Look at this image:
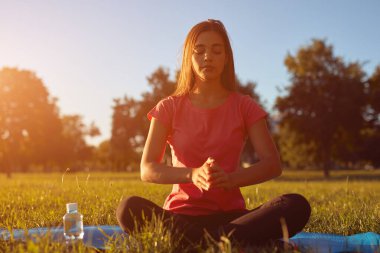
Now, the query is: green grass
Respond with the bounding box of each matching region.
[0,170,379,252]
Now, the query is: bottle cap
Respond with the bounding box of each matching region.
[66,203,78,212]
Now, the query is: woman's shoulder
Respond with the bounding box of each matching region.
[158,94,186,105]
[153,95,188,113]
[231,92,267,117]
[231,92,260,105]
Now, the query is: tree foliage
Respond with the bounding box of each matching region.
[0,67,99,174]
[277,122,317,170]
[110,67,176,170]
[60,115,100,169]
[110,97,140,170]
[368,66,380,115]
[0,68,63,174]
[360,66,380,166]
[275,39,367,176]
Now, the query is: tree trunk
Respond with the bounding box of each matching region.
[323,166,330,178]
[322,146,331,178]
[4,158,12,179]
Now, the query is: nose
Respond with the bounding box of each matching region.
[204,49,213,62]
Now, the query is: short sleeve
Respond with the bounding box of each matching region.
[241,95,268,129]
[147,97,174,128]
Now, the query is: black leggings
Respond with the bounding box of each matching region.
[116,193,311,248]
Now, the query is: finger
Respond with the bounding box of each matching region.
[198,172,211,189]
[208,174,227,186]
[207,171,224,182]
[197,178,210,190]
[206,166,222,174]
[204,169,222,182]
[210,181,229,190]
[201,167,212,180]
[196,183,207,191]
[198,172,209,186]
[209,173,231,189]
[206,157,215,166]
[205,163,223,176]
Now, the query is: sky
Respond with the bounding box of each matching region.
[1,0,379,145]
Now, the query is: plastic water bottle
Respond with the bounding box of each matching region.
[63,203,84,241]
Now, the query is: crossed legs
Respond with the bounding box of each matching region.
[116,194,311,248]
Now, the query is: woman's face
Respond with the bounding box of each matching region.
[191,31,227,82]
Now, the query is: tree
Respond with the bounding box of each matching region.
[110,67,176,170]
[110,97,140,170]
[0,67,63,175]
[360,66,380,167]
[92,140,112,170]
[59,115,100,170]
[368,66,380,116]
[136,67,177,141]
[275,39,367,177]
[277,122,317,169]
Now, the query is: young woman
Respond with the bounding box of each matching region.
[116,19,311,249]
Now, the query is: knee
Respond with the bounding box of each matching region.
[282,193,311,217]
[281,193,311,231]
[116,196,144,231]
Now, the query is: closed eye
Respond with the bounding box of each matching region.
[193,46,205,54]
[193,45,224,55]
[212,45,223,54]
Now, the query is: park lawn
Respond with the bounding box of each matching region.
[0,170,379,252]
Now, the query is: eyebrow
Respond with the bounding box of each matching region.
[194,43,223,47]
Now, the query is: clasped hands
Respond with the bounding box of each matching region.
[191,157,233,191]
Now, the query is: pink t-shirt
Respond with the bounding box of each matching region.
[148,92,267,215]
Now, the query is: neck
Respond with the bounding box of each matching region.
[192,78,226,97]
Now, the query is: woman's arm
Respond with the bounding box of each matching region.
[140,118,190,183]
[229,118,282,187]
[141,118,211,187]
[207,118,282,189]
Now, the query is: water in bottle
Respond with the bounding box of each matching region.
[63,203,84,241]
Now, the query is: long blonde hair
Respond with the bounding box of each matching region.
[173,19,237,96]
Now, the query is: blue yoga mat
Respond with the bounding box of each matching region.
[290,231,380,253]
[0,226,124,250]
[1,226,379,253]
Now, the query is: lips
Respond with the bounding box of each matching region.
[202,66,214,71]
